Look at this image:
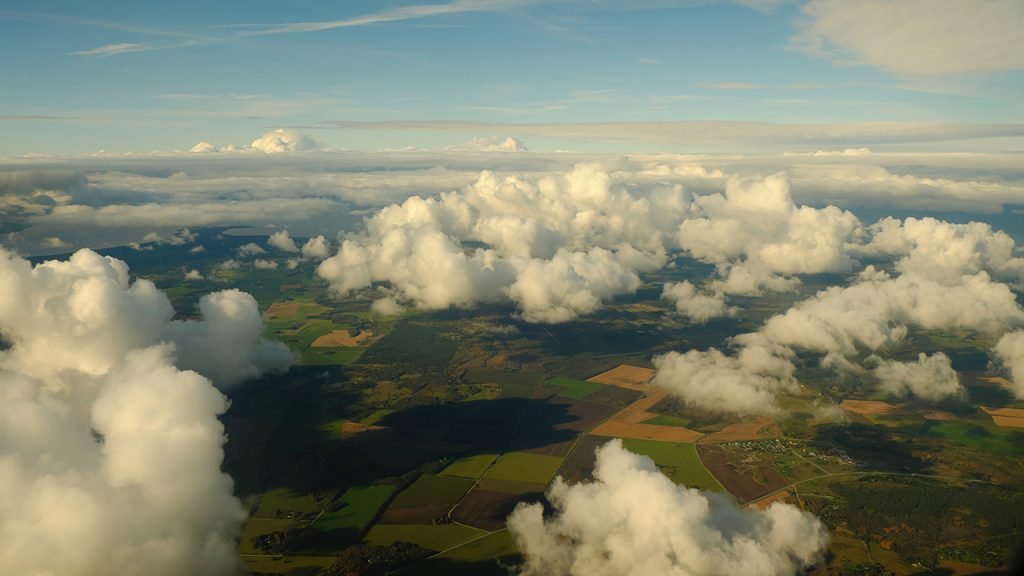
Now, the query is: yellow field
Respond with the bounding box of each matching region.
[311,329,374,347]
[586,364,655,391]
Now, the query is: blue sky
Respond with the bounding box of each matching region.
[2,0,1023,154]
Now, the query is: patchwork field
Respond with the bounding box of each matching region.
[482,452,565,484]
[592,388,704,442]
[620,438,724,491]
[312,485,395,533]
[311,329,374,347]
[390,475,475,508]
[364,523,487,551]
[697,416,779,443]
[697,444,789,503]
[452,488,544,531]
[840,399,899,415]
[439,454,499,479]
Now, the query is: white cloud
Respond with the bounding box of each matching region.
[449,136,528,152]
[301,235,331,260]
[162,290,294,388]
[865,217,1024,283]
[218,259,240,271]
[69,42,148,57]
[249,129,320,153]
[267,230,300,253]
[652,335,798,415]
[0,248,291,575]
[661,281,735,323]
[508,439,829,576]
[679,173,864,295]
[189,141,217,153]
[253,259,278,270]
[794,0,1024,77]
[236,243,266,257]
[994,331,1024,399]
[870,352,963,400]
[184,269,203,280]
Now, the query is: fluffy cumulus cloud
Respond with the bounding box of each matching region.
[870,352,962,400]
[267,230,300,253]
[301,235,331,260]
[652,335,798,415]
[0,248,292,575]
[661,281,735,323]
[654,265,1024,414]
[865,217,1024,283]
[318,164,685,322]
[760,268,1024,362]
[994,331,1024,399]
[508,439,829,576]
[678,173,863,295]
[236,242,266,257]
[163,290,294,388]
[249,129,320,153]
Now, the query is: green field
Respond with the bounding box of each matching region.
[621,439,724,491]
[439,454,499,479]
[301,347,364,365]
[431,530,517,562]
[922,420,1024,457]
[391,475,475,508]
[641,414,693,427]
[364,523,487,551]
[312,485,395,532]
[481,452,565,485]
[255,487,324,518]
[237,518,297,554]
[239,554,336,575]
[547,377,602,399]
[361,409,394,426]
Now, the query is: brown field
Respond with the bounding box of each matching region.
[749,490,791,510]
[520,438,577,457]
[266,301,302,318]
[527,397,620,433]
[311,329,374,348]
[982,406,1024,428]
[591,388,704,442]
[839,399,898,415]
[379,504,451,525]
[555,435,610,485]
[961,372,1012,388]
[841,410,872,425]
[923,411,957,421]
[591,421,704,442]
[586,364,656,391]
[697,416,779,444]
[698,444,788,503]
[475,478,547,494]
[451,488,543,531]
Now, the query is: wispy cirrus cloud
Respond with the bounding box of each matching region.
[239,0,531,36]
[66,0,534,57]
[69,42,150,57]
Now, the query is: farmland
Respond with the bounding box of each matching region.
[101,233,1024,575]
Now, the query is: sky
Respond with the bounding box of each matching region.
[2,0,1024,155]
